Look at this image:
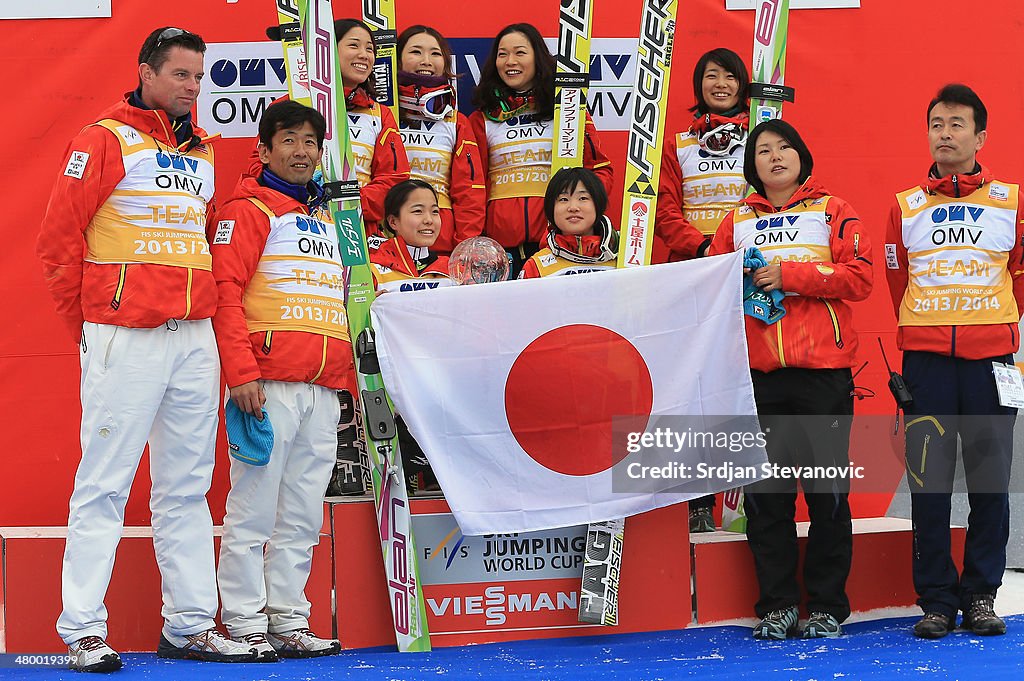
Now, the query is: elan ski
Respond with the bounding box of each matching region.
[300,0,430,652]
[577,0,678,628]
[723,0,793,534]
[748,0,793,126]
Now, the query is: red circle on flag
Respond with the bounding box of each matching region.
[504,324,654,477]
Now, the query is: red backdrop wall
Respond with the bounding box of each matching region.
[3,0,1022,526]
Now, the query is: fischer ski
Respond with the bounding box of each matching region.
[362,0,400,122]
[578,0,678,628]
[300,0,430,652]
[616,0,677,269]
[723,0,793,534]
[551,0,593,175]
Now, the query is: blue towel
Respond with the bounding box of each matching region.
[742,247,786,325]
[224,400,274,466]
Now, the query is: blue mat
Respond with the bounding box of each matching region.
[6,616,1023,680]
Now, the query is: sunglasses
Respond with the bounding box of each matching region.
[143,27,194,63]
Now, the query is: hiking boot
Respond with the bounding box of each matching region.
[802,612,842,638]
[156,628,258,662]
[962,594,1006,636]
[689,507,715,533]
[68,636,122,673]
[752,605,799,640]
[238,632,279,662]
[267,628,341,659]
[913,612,956,639]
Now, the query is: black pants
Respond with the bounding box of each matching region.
[745,368,854,621]
[902,351,1015,616]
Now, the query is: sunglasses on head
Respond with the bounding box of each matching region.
[143,27,194,63]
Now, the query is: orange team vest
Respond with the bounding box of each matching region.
[675,132,747,236]
[527,250,617,277]
[242,199,350,341]
[86,120,215,270]
[731,197,835,295]
[348,105,384,189]
[896,182,1020,326]
[484,112,552,200]
[372,264,454,293]
[400,117,456,209]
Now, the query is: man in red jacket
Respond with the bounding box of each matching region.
[885,84,1024,640]
[210,100,351,661]
[36,27,257,671]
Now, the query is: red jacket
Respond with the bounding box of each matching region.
[37,97,218,342]
[370,235,452,291]
[708,177,873,372]
[468,110,613,249]
[209,176,356,392]
[885,165,1024,359]
[400,111,486,253]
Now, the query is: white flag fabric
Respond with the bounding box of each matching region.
[371,252,766,535]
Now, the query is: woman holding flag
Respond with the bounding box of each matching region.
[707,119,873,640]
[654,48,751,532]
[469,23,614,278]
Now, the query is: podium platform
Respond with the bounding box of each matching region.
[0,501,962,652]
[689,517,967,623]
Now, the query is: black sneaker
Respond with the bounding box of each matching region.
[802,611,842,638]
[913,612,956,639]
[752,605,799,640]
[689,507,715,533]
[962,594,1006,636]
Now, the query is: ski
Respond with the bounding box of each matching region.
[748,0,793,126]
[274,0,312,106]
[551,0,593,175]
[615,0,678,269]
[362,0,400,123]
[722,0,793,534]
[300,0,431,652]
[577,0,678,628]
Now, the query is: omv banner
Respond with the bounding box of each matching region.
[197,38,638,139]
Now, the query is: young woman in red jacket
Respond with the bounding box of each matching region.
[334,19,410,245]
[708,119,873,641]
[519,167,617,279]
[395,25,485,255]
[469,23,614,277]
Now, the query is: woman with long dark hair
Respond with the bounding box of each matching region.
[469,23,614,277]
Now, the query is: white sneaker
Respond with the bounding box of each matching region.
[156,627,258,663]
[68,636,123,673]
[267,628,341,658]
[237,632,279,662]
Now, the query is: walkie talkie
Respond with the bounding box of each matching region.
[878,338,913,409]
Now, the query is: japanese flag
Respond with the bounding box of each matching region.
[372,252,764,535]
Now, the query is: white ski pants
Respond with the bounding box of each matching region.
[58,320,221,644]
[217,380,338,636]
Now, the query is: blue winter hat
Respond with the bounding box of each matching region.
[224,400,274,466]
